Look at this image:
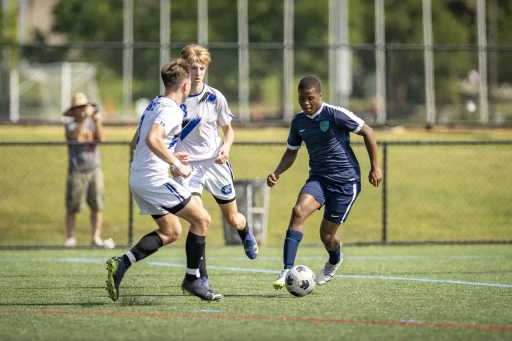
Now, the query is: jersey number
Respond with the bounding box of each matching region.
[180,103,188,118]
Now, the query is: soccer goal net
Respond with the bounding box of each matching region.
[9,62,103,122]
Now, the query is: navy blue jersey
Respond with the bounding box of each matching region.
[287,103,364,183]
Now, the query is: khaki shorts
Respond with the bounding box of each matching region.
[66,168,104,214]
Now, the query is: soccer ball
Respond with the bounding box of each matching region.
[285,265,316,297]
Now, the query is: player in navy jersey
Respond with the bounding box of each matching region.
[267,76,382,289]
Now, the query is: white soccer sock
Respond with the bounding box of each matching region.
[125,251,136,265]
[186,268,200,278]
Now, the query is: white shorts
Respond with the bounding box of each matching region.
[130,179,191,216]
[176,159,236,203]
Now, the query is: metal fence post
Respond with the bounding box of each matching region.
[381,142,388,244]
[128,146,134,246]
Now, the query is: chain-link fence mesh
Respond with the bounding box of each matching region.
[2,43,512,125]
[0,141,510,247]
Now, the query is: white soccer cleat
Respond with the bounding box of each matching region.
[64,237,76,247]
[92,237,116,249]
[273,269,289,290]
[315,253,344,285]
[103,238,116,249]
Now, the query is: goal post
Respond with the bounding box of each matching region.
[9,62,103,123]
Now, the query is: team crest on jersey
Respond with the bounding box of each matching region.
[319,120,329,132]
[221,184,233,195]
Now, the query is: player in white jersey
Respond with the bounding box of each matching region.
[173,44,259,287]
[105,59,223,302]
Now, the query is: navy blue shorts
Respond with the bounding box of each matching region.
[299,176,361,224]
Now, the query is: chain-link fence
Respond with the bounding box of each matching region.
[1,0,512,126]
[3,43,512,126]
[0,140,510,248]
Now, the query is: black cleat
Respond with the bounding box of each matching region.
[181,278,224,301]
[105,257,124,302]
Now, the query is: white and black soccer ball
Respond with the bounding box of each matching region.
[285,265,316,297]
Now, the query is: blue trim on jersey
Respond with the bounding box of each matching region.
[206,92,217,103]
[187,84,206,98]
[168,138,178,149]
[180,117,202,141]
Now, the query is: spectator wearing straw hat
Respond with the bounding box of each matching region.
[63,92,114,248]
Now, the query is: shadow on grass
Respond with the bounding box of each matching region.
[0,302,108,307]
[119,295,187,306]
[360,270,512,275]
[224,294,295,299]
[10,286,106,290]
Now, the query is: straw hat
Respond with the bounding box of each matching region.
[63,92,96,116]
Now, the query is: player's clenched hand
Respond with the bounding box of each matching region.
[267,172,279,188]
[174,152,189,165]
[175,164,192,178]
[170,167,180,177]
[368,166,382,187]
[215,146,229,164]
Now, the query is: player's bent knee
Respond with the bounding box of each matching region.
[160,226,182,244]
[191,210,211,235]
[291,205,307,221]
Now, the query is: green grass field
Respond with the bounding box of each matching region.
[0,126,511,246]
[0,126,512,245]
[0,245,511,341]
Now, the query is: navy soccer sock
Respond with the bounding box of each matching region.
[237,222,250,241]
[199,247,208,279]
[185,232,206,282]
[327,244,341,265]
[283,229,303,270]
[123,231,163,271]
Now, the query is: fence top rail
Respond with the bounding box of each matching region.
[235,140,512,146]
[0,141,130,146]
[2,41,512,51]
[1,140,511,147]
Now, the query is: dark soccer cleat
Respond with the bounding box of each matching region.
[181,277,224,301]
[105,257,124,302]
[243,232,258,260]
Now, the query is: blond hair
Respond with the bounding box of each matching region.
[160,58,191,89]
[180,44,211,66]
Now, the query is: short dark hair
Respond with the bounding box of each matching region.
[298,76,321,93]
[160,58,191,89]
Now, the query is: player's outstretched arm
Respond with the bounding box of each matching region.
[356,124,382,187]
[267,148,299,187]
[145,123,191,178]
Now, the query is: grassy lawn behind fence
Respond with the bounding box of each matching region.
[0,126,511,246]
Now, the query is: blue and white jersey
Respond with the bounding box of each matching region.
[287,102,364,184]
[174,84,234,161]
[130,96,184,187]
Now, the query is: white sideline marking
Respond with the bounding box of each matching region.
[0,255,505,262]
[2,257,512,289]
[145,262,512,289]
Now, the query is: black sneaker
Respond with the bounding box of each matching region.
[106,257,124,301]
[181,278,224,301]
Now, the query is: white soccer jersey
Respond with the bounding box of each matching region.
[130,96,184,187]
[174,84,234,161]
